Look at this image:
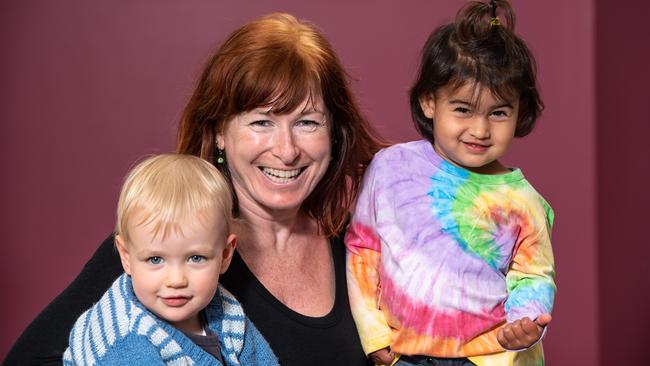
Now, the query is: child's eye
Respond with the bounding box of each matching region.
[188,255,206,263]
[490,110,510,119]
[454,107,471,114]
[147,256,163,265]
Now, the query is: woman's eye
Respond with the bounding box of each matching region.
[295,119,322,132]
[249,120,273,130]
[189,255,205,263]
[147,256,163,265]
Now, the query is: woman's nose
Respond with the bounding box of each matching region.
[272,128,300,164]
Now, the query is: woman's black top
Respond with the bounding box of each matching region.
[4,234,371,366]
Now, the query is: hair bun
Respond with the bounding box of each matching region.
[455,0,515,42]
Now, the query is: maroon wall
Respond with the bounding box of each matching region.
[1,1,598,364]
[596,0,650,364]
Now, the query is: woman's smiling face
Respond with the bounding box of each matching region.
[217,95,331,216]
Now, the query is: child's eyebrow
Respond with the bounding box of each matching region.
[491,102,515,109]
[448,99,514,109]
[135,249,163,257]
[448,99,472,105]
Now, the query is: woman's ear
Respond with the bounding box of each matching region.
[419,93,436,119]
[114,234,132,275]
[216,130,225,150]
[219,234,237,274]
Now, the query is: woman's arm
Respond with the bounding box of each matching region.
[4,235,123,366]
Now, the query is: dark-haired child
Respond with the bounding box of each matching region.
[345,1,555,365]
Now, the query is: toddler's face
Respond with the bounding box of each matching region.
[420,83,519,174]
[116,210,235,334]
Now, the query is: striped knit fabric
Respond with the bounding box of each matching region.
[345,141,555,366]
[63,274,278,365]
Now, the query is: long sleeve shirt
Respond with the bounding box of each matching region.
[345,140,555,364]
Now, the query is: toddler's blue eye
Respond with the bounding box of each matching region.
[189,255,205,263]
[147,256,163,265]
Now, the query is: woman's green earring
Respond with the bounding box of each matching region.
[216,148,225,164]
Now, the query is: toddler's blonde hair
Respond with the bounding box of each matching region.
[115,153,232,243]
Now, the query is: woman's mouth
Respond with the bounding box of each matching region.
[260,167,303,183]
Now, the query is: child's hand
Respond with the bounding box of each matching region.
[369,347,395,365]
[497,314,552,350]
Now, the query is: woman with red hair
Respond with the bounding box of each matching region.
[6,13,385,366]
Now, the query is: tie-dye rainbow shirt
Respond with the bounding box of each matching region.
[345,140,555,365]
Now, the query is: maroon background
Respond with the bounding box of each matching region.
[2,0,646,364]
[595,0,650,364]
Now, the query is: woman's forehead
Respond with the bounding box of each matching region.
[252,92,327,115]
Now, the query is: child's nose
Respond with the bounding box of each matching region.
[165,267,188,288]
[469,117,490,139]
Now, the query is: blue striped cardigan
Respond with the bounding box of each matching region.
[63,274,278,365]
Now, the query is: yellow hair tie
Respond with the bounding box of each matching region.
[490,17,500,26]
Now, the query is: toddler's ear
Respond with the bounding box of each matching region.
[219,234,237,274]
[114,234,132,275]
[419,93,436,119]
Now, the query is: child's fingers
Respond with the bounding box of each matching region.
[520,317,542,335]
[499,322,520,348]
[508,319,529,346]
[497,327,507,347]
[499,318,542,349]
[513,318,544,346]
[535,313,552,327]
[519,317,543,340]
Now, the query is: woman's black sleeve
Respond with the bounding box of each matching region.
[3,235,124,366]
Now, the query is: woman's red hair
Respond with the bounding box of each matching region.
[177,13,387,236]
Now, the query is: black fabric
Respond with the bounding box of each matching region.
[4,233,371,366]
[4,235,123,366]
[220,234,372,366]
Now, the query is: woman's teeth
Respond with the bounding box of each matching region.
[262,167,302,183]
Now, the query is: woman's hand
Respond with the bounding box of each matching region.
[497,313,552,350]
[369,346,395,365]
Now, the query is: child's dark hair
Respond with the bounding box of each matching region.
[410,0,543,143]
